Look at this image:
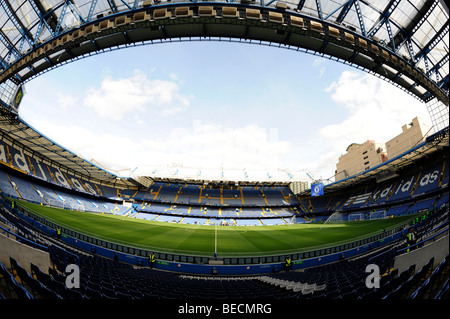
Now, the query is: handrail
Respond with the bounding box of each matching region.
[367,242,401,266]
[49,244,81,270]
[1,222,80,270]
[367,217,449,266]
[0,224,48,251]
[396,226,449,255]
[2,197,80,270]
[0,213,15,228]
[420,220,449,240]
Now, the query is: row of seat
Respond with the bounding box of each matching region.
[1,239,447,300]
[264,207,449,299]
[408,256,449,299]
[301,159,448,214]
[0,260,33,299]
[2,167,298,220]
[1,195,448,300]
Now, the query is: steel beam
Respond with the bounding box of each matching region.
[367,0,400,38]
[0,29,21,62]
[29,0,55,44]
[55,1,69,36]
[107,0,118,13]
[87,0,100,22]
[394,1,439,56]
[429,55,449,79]
[315,0,323,20]
[335,0,355,23]
[1,0,35,49]
[297,0,307,11]
[354,0,366,36]
[414,24,449,63]
[0,1,447,108]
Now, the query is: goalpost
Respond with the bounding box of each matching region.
[323,210,388,225]
[348,213,364,221]
[290,216,296,224]
[321,211,346,228]
[45,198,67,210]
[44,198,85,212]
[369,210,387,220]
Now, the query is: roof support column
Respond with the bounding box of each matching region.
[315,0,323,20]
[354,0,366,36]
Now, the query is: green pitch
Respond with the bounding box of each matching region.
[16,200,416,257]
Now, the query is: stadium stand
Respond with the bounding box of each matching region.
[0,0,448,304]
[3,130,447,229]
[0,200,448,299]
[300,156,448,220]
[0,161,302,226]
[0,132,448,300]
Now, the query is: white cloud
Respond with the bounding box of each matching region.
[312,57,327,78]
[57,93,78,109]
[323,70,431,142]
[312,57,326,67]
[21,60,433,184]
[303,70,432,181]
[82,71,191,120]
[26,119,135,172]
[139,121,292,170]
[27,118,292,175]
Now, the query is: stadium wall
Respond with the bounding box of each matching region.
[394,232,449,274]
[0,227,51,275]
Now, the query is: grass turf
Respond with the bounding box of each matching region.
[16,200,416,257]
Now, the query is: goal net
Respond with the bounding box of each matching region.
[45,198,85,212]
[321,212,346,228]
[348,213,364,221]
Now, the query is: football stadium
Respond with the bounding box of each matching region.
[0,0,449,309]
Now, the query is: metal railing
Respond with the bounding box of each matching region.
[396,225,449,255]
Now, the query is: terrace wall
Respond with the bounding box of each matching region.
[0,229,51,274]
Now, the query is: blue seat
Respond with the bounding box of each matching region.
[10,257,62,299]
[84,286,103,299]
[101,287,117,299]
[0,261,33,299]
[409,279,429,299]
[116,291,133,299]
[435,279,449,300]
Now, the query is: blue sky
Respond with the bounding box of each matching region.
[19,41,432,182]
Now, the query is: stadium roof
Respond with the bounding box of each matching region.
[0,0,447,104]
[0,112,138,188]
[0,0,448,187]
[133,165,311,186]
